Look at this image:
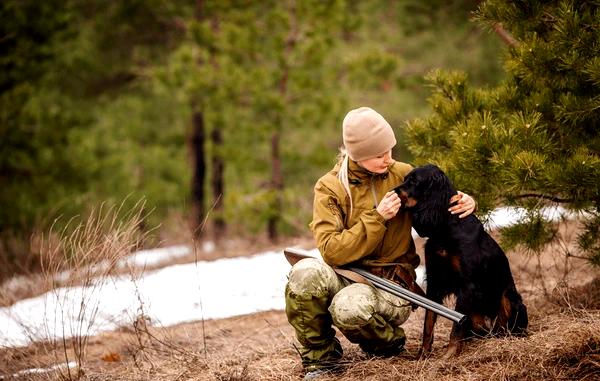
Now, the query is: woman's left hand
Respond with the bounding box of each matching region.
[449,191,477,218]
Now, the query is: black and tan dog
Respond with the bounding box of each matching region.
[396,164,528,358]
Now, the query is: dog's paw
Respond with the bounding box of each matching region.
[441,343,461,360]
[417,347,432,360]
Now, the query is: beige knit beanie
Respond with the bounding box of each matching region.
[342,107,397,161]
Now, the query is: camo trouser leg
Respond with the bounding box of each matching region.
[285,258,347,371]
[285,258,412,368]
[329,282,411,353]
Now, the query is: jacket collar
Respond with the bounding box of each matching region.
[347,158,389,183]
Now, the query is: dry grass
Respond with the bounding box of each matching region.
[339,309,600,381]
[0,201,150,380]
[1,219,599,380]
[4,294,597,381]
[93,283,600,381]
[0,202,150,308]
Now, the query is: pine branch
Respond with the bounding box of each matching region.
[513,193,573,203]
[493,23,519,47]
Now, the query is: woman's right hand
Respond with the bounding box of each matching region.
[377,191,401,220]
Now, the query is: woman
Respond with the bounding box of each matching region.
[285,107,476,380]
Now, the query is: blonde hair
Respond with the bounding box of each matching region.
[337,148,353,216]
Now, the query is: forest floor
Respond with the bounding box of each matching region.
[1,223,599,381]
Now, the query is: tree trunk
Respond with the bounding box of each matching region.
[267,3,295,242]
[211,127,226,240]
[268,131,283,242]
[191,110,206,239]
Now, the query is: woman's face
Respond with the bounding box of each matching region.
[357,150,394,174]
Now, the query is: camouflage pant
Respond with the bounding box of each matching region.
[285,258,411,370]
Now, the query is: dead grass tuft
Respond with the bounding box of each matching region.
[548,277,600,312]
[0,200,153,380]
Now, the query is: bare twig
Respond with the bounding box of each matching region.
[493,23,520,47]
[512,193,573,203]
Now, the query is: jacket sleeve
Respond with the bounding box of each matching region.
[309,180,387,267]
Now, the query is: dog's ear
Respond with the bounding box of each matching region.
[414,165,457,228]
[422,165,452,199]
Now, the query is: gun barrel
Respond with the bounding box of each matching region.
[349,267,467,325]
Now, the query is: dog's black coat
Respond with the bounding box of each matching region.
[396,164,528,356]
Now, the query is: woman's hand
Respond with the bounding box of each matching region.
[377,191,401,220]
[449,191,477,218]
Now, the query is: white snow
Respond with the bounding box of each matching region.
[0,206,576,350]
[0,249,296,348]
[117,244,191,267]
[484,205,573,230]
[0,361,77,380]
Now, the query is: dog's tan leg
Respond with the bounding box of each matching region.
[442,339,462,359]
[420,309,438,357]
[443,322,465,359]
[470,313,491,333]
[495,294,512,332]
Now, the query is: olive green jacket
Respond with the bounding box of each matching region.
[309,159,420,270]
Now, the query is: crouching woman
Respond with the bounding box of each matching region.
[284,107,476,380]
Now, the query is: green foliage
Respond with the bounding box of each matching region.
[0,0,93,231]
[347,48,402,90]
[0,0,192,272]
[1,0,507,271]
[79,90,191,227]
[156,0,352,236]
[499,212,559,253]
[407,0,600,263]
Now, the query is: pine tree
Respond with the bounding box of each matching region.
[246,0,348,242]
[160,0,350,242]
[0,0,192,273]
[406,0,600,265]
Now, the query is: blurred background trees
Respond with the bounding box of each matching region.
[13,0,583,277]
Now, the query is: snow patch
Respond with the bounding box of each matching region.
[0,361,77,379]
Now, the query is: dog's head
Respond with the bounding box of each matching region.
[395,164,455,209]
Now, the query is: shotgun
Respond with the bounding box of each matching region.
[283,247,466,325]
